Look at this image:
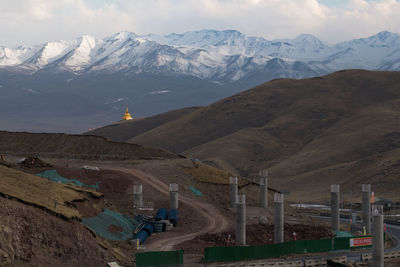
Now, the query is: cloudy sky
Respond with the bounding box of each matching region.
[1,0,400,47]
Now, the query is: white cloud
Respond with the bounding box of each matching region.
[1,0,400,46]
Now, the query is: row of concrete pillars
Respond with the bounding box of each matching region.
[133,183,179,210]
[230,172,268,209]
[330,183,383,267]
[230,173,283,246]
[330,184,372,234]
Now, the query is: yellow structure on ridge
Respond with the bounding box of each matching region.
[122,107,133,120]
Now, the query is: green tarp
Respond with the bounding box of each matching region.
[37,169,99,189]
[81,209,139,241]
[334,231,353,238]
[187,185,203,197]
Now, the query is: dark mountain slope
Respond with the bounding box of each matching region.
[86,106,199,142]
[129,70,400,152]
[118,70,400,199]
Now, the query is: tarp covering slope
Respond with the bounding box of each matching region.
[81,209,139,241]
[37,169,99,189]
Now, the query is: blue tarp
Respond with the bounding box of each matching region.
[37,169,99,189]
[81,209,139,241]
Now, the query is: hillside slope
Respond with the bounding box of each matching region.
[0,165,114,265]
[0,131,178,160]
[86,106,199,142]
[123,70,400,199]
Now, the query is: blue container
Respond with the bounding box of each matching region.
[168,209,178,227]
[136,230,149,244]
[142,223,154,236]
[155,208,168,221]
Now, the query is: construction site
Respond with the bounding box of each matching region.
[0,142,400,267]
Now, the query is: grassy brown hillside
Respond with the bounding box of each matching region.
[0,131,178,160]
[120,70,400,200]
[86,106,199,142]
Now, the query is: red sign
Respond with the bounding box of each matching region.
[350,237,372,247]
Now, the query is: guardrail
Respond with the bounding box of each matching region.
[361,250,400,262]
[205,256,347,267]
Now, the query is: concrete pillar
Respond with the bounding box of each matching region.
[274,193,284,243]
[372,205,384,267]
[259,171,268,208]
[362,184,371,234]
[236,194,246,245]
[170,183,178,210]
[133,184,143,208]
[351,213,358,232]
[331,184,340,232]
[230,177,238,208]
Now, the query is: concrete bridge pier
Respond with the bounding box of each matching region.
[230,177,238,208]
[274,193,284,243]
[331,184,340,232]
[236,194,246,245]
[362,184,371,234]
[170,183,178,210]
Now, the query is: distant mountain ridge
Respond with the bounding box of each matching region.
[1,30,400,83]
[2,30,400,133]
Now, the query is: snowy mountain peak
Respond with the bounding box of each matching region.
[374,31,398,40]
[0,30,400,82]
[294,34,324,45]
[108,31,138,41]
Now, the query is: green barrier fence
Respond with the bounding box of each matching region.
[293,238,333,254]
[334,237,350,250]
[136,250,184,267]
[204,236,371,263]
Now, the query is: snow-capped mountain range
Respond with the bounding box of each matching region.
[1,30,400,83]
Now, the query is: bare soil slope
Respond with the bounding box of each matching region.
[121,70,400,200]
[86,107,199,142]
[0,131,177,160]
[0,197,113,267]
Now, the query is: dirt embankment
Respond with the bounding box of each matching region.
[0,131,178,161]
[0,197,113,266]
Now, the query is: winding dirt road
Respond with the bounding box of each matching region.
[110,167,229,251]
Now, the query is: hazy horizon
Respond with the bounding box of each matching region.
[1,0,400,46]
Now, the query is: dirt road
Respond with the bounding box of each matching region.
[110,167,229,251]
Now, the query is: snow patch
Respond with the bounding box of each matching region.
[26,88,39,94]
[105,97,129,104]
[149,90,171,95]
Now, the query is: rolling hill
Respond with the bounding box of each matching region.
[89,70,400,200]
[86,106,200,142]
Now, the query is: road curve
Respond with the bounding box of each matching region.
[110,167,229,251]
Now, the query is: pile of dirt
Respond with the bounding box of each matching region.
[176,223,333,254]
[18,157,52,169]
